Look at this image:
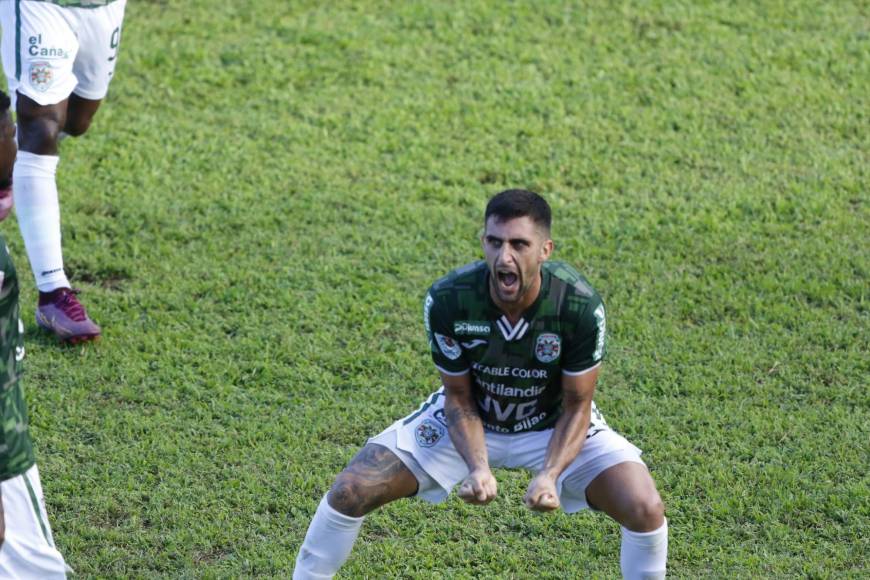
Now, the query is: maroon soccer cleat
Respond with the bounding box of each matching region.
[36,288,101,344]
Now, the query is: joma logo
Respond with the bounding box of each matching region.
[454,321,491,336]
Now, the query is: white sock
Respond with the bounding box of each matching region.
[12,151,69,292]
[293,494,364,580]
[620,518,668,580]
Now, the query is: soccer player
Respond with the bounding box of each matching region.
[0,0,127,343]
[0,90,69,577]
[294,190,668,579]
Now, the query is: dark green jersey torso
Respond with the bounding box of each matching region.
[425,261,606,433]
[0,236,35,481]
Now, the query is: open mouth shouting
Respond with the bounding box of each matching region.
[494,267,521,299]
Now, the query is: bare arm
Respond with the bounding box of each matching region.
[524,364,600,511]
[441,371,497,504]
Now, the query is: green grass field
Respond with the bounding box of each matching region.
[6,0,867,576]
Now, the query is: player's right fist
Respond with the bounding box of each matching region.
[457,468,497,505]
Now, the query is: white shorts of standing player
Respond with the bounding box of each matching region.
[0,0,127,109]
[0,464,70,579]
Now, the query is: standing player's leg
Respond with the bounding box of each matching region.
[15,94,102,342]
[294,444,419,580]
[585,462,668,580]
[17,94,103,343]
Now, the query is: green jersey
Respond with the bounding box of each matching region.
[35,0,121,7]
[0,237,35,481]
[425,260,607,434]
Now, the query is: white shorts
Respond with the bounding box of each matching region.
[0,0,126,108]
[0,464,70,579]
[370,388,645,513]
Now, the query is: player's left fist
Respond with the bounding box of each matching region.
[524,473,560,512]
[0,185,12,222]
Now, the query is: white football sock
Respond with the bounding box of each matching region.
[293,494,364,580]
[13,151,69,292]
[620,518,668,580]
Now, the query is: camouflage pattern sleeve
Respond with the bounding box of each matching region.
[561,296,606,375]
[423,288,469,375]
[0,239,35,481]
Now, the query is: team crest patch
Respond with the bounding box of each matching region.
[435,333,462,360]
[415,419,445,447]
[29,62,54,92]
[535,333,561,363]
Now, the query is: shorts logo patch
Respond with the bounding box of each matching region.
[435,333,462,360]
[534,333,561,363]
[29,62,54,92]
[415,419,445,447]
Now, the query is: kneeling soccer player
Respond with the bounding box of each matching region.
[294,189,668,579]
[0,91,69,577]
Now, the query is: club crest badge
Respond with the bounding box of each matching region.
[415,419,445,448]
[434,333,462,360]
[29,62,54,92]
[535,333,561,363]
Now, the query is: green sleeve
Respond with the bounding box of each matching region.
[561,297,606,374]
[424,289,469,375]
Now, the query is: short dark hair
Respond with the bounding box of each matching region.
[0,91,9,114]
[484,189,552,234]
